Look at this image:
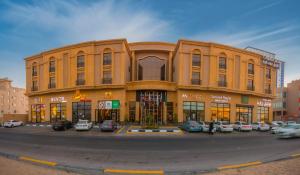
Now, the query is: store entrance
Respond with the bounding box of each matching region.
[72,101,91,123]
[95,109,120,123]
[31,104,46,123]
[137,90,166,125]
[236,105,253,124]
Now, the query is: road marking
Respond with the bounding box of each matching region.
[19,156,57,166]
[291,153,300,157]
[217,161,262,170]
[104,169,164,174]
[116,126,126,134]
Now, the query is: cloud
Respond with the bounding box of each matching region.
[1,0,171,45]
[241,0,282,17]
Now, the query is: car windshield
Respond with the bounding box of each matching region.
[189,121,200,127]
[78,120,87,124]
[282,125,298,129]
[221,121,229,125]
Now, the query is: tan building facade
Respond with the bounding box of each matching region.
[25,39,277,124]
[0,78,28,122]
[272,87,287,121]
[286,80,300,121]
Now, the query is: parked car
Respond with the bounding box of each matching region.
[3,120,23,128]
[181,121,202,132]
[252,122,270,131]
[233,121,252,131]
[286,121,297,125]
[52,120,73,131]
[271,121,285,134]
[215,121,233,132]
[198,121,216,132]
[276,124,300,138]
[75,119,93,131]
[100,120,117,132]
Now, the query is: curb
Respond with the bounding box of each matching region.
[128,129,182,133]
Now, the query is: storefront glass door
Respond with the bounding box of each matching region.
[236,105,253,124]
[50,103,66,122]
[183,101,205,122]
[72,101,91,123]
[31,104,46,123]
[211,103,230,122]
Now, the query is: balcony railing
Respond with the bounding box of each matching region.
[192,61,201,67]
[49,67,55,73]
[219,64,226,69]
[32,72,38,77]
[191,79,201,85]
[77,62,85,68]
[266,74,271,79]
[102,78,112,84]
[31,86,38,91]
[76,79,85,86]
[265,89,272,94]
[248,70,254,75]
[247,85,255,91]
[103,60,112,65]
[218,81,227,87]
[48,83,56,89]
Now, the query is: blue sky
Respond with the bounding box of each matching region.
[0,0,299,87]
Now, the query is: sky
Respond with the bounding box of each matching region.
[0,0,299,88]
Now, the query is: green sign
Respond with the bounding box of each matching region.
[241,95,249,104]
[112,100,120,109]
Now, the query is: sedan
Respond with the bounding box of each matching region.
[215,121,233,132]
[75,119,93,131]
[233,121,252,131]
[4,120,23,128]
[252,122,270,131]
[276,124,300,138]
[52,120,73,131]
[100,120,117,132]
[181,121,202,132]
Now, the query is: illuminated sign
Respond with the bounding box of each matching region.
[182,94,203,100]
[257,99,271,107]
[211,95,231,103]
[50,97,66,103]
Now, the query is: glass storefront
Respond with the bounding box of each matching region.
[211,103,230,122]
[128,101,136,122]
[31,104,46,123]
[72,101,91,123]
[183,101,205,122]
[50,103,66,122]
[257,106,269,122]
[236,105,253,124]
[95,100,120,123]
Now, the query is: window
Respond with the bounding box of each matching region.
[32,64,37,76]
[76,72,85,85]
[72,101,91,123]
[49,77,56,89]
[211,103,230,122]
[266,67,271,79]
[248,63,254,74]
[218,74,226,87]
[191,72,201,85]
[192,54,201,67]
[50,103,66,122]
[167,102,174,123]
[103,53,112,65]
[265,83,271,94]
[219,57,226,69]
[49,60,55,72]
[103,71,112,84]
[247,79,254,91]
[77,54,85,68]
[129,101,136,122]
[257,106,269,122]
[137,56,166,81]
[32,80,38,91]
[236,106,253,124]
[183,101,205,122]
[31,104,46,123]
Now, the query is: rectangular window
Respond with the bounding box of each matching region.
[247,79,254,91]
[236,106,253,124]
[103,53,112,65]
[49,60,55,72]
[32,66,37,76]
[265,83,271,94]
[211,102,230,122]
[129,101,136,122]
[103,71,112,84]
[167,102,174,123]
[266,68,271,79]
[49,77,56,89]
[192,54,201,67]
[77,55,85,68]
[183,101,205,122]
[219,57,226,69]
[248,63,254,74]
[32,80,38,91]
[218,74,227,87]
[72,101,91,123]
[191,72,201,85]
[50,103,66,122]
[76,72,85,85]
[257,106,269,122]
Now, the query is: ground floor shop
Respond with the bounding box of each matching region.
[28,89,273,124]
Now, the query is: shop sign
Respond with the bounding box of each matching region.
[104,91,112,99]
[34,97,42,103]
[50,97,66,103]
[112,100,120,109]
[105,101,112,109]
[182,94,203,100]
[98,101,105,109]
[257,99,271,107]
[211,95,231,103]
[241,95,249,104]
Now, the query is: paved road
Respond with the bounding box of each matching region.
[0,127,300,174]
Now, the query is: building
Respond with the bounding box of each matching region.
[272,87,287,121]
[286,80,300,122]
[0,78,28,121]
[25,39,278,124]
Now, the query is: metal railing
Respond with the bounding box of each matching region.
[219,64,226,69]
[102,78,112,84]
[247,85,255,91]
[191,79,201,85]
[48,83,56,89]
[76,79,85,85]
[31,86,38,91]
[218,81,227,87]
[265,89,272,94]
[77,62,85,68]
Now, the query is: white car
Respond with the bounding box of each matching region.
[215,121,233,132]
[286,121,297,125]
[198,121,216,132]
[233,121,252,131]
[271,121,285,128]
[4,120,23,128]
[252,122,270,131]
[74,120,93,131]
[276,124,300,138]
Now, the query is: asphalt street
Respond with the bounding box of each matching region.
[0,127,300,174]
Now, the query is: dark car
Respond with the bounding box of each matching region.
[52,120,73,131]
[100,120,117,132]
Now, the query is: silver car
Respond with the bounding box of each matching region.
[276,124,300,138]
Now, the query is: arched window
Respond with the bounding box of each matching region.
[49,57,55,73]
[219,54,227,69]
[192,50,201,67]
[137,56,166,81]
[32,62,38,77]
[77,51,85,68]
[103,48,112,66]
